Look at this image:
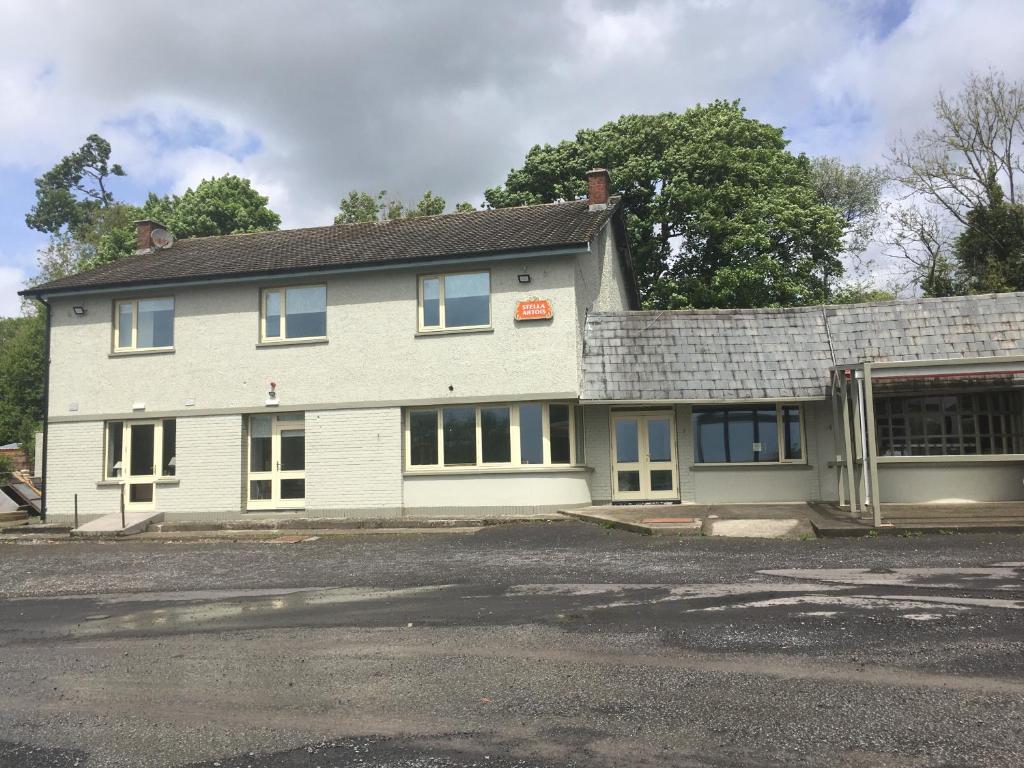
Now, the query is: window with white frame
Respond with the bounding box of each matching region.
[874,391,1024,456]
[693,404,804,464]
[104,419,176,479]
[418,271,490,331]
[406,402,575,469]
[113,297,174,351]
[261,285,327,341]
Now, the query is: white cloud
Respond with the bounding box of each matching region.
[0,264,27,318]
[0,0,1023,312]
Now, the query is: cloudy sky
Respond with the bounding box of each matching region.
[2,0,1024,315]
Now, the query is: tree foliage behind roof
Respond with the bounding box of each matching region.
[485,102,846,309]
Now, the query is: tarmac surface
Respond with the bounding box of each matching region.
[0,521,1022,767]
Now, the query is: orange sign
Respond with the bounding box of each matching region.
[515,299,553,321]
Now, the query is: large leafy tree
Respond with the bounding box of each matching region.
[25,134,125,238]
[954,170,1024,292]
[144,175,281,238]
[888,71,1024,294]
[334,189,473,224]
[0,313,45,450]
[485,103,845,308]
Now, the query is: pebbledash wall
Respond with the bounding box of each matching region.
[43,218,631,524]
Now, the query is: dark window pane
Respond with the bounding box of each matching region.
[783,407,802,460]
[250,479,272,500]
[617,470,640,492]
[280,479,305,499]
[444,272,489,327]
[650,469,674,491]
[755,408,779,461]
[647,417,672,462]
[421,278,440,327]
[481,407,511,463]
[137,298,174,348]
[265,290,281,337]
[727,410,755,463]
[693,409,726,463]
[107,422,123,477]
[162,420,176,476]
[410,410,439,465]
[443,407,476,465]
[615,419,639,463]
[285,286,326,338]
[130,424,155,476]
[280,429,305,471]
[549,405,571,464]
[250,416,272,472]
[519,404,543,464]
[129,483,153,503]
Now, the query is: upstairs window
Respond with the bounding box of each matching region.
[261,285,327,341]
[418,271,490,331]
[693,404,804,464]
[114,298,174,352]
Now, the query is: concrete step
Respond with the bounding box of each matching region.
[72,510,163,538]
[0,511,28,523]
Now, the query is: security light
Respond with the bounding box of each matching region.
[517,273,531,284]
[72,305,87,316]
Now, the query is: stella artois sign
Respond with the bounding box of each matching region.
[515,298,553,321]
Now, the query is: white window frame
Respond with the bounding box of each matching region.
[246,412,306,510]
[112,297,175,353]
[417,270,492,332]
[692,403,806,466]
[404,402,576,471]
[103,419,176,481]
[260,284,328,343]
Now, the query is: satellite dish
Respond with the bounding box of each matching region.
[150,228,175,249]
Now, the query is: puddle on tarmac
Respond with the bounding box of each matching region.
[72,585,451,635]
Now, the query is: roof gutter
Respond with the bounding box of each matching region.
[22,243,589,301]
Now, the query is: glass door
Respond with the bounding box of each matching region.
[248,413,306,510]
[125,422,157,510]
[611,412,678,501]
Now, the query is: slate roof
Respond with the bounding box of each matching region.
[23,200,616,296]
[582,292,1024,402]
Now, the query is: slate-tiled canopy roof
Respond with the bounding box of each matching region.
[24,199,616,296]
[582,292,1024,402]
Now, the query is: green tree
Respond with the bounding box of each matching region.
[25,134,125,238]
[889,71,1024,293]
[334,190,472,224]
[954,170,1024,292]
[0,313,45,450]
[485,103,845,308]
[145,175,281,238]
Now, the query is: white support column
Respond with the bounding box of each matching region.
[839,373,858,515]
[862,363,882,527]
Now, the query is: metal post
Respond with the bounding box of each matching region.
[74,493,79,529]
[863,362,882,527]
[120,484,126,530]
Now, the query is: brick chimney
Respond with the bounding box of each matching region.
[134,219,166,252]
[586,168,610,209]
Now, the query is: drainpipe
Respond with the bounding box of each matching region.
[38,297,52,523]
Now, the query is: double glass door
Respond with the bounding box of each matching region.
[611,412,678,501]
[106,419,175,511]
[248,413,306,509]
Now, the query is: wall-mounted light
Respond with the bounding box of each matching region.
[72,305,87,316]
[517,273,531,284]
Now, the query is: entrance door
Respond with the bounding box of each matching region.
[248,413,306,510]
[611,412,678,501]
[125,422,157,510]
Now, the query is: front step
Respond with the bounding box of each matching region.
[0,511,29,524]
[72,510,163,538]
